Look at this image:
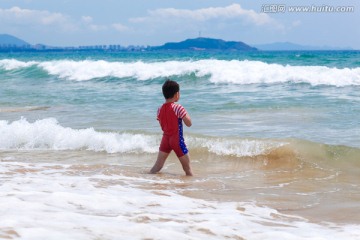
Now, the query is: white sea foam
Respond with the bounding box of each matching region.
[0,118,283,157]
[189,136,284,157]
[1,59,359,86]
[38,60,195,81]
[0,118,158,154]
[0,161,359,239]
[0,59,37,70]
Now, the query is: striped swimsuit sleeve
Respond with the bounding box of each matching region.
[171,103,187,119]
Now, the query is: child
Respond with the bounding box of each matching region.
[150,79,193,176]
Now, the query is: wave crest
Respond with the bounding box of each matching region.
[2,118,358,168]
[0,118,158,153]
[0,118,285,157]
[1,59,359,86]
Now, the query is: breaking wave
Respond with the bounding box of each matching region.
[1,117,360,171]
[1,59,360,86]
[0,118,284,157]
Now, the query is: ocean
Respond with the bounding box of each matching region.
[0,50,360,239]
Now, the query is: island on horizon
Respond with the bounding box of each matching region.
[151,37,257,51]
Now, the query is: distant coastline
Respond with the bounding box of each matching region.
[0,34,256,52]
[0,33,355,52]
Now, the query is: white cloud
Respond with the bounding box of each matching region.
[88,24,108,31]
[0,6,127,34]
[82,16,93,23]
[112,23,129,32]
[81,16,108,31]
[126,4,285,42]
[130,4,280,28]
[0,6,76,31]
[41,13,67,25]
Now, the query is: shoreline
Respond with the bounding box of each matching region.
[1,148,360,226]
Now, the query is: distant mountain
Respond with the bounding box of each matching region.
[0,34,30,47]
[253,42,353,51]
[153,37,257,51]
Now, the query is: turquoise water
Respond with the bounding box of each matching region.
[1,50,360,147]
[1,50,360,239]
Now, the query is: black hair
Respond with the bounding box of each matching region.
[162,79,179,99]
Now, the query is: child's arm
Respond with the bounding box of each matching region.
[183,114,192,127]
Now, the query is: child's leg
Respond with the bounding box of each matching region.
[150,151,169,174]
[179,154,193,176]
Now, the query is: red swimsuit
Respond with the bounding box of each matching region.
[157,102,188,157]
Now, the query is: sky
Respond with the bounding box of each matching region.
[0,0,359,49]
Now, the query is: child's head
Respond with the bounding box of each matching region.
[162,79,179,99]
